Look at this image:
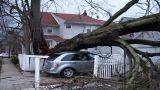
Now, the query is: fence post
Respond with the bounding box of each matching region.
[94,55,99,77]
[35,57,40,90]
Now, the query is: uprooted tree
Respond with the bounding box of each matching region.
[49,0,160,87]
[1,0,160,87]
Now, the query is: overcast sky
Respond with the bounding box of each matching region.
[42,0,158,21]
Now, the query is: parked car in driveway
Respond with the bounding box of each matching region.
[43,51,94,78]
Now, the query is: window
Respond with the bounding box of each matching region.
[62,53,93,61]
[80,54,93,60]
[66,24,71,29]
[48,54,61,60]
[61,54,75,61]
[47,29,52,33]
[87,29,91,33]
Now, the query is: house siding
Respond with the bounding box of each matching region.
[62,23,98,39]
[52,13,99,39]
[43,26,59,36]
[46,39,57,48]
[51,14,65,38]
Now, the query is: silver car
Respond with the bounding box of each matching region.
[43,51,94,78]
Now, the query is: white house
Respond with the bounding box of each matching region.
[41,12,104,48]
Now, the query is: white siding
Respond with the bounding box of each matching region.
[51,14,65,38]
[62,23,98,39]
[52,13,98,39]
[88,46,124,55]
[46,39,58,48]
[134,31,160,41]
[43,26,59,35]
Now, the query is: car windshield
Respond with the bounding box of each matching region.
[47,53,61,61]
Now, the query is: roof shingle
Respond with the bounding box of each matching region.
[41,12,59,26]
[53,13,104,25]
[41,12,104,26]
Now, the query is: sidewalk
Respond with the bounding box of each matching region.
[0,58,33,90]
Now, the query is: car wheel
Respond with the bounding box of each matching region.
[61,68,75,78]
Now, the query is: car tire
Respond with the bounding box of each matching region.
[61,68,75,78]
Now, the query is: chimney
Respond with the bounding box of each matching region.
[82,10,87,16]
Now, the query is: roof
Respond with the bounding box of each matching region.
[53,13,104,25]
[41,12,104,26]
[41,12,59,26]
[120,17,135,23]
[44,35,65,42]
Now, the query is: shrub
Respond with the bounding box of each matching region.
[10,56,19,65]
[0,57,2,71]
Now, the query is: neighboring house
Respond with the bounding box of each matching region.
[41,12,104,48]
[89,17,160,63]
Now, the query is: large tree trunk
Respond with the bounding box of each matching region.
[30,0,48,55]
[51,13,160,53]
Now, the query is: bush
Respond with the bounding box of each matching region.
[0,57,2,72]
[10,56,19,65]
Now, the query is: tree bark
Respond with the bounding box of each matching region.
[30,0,48,55]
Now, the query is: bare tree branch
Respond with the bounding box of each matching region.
[101,0,139,27]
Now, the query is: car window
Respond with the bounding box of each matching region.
[48,54,60,60]
[59,53,94,61]
[61,54,75,61]
[72,53,93,61]
[62,54,82,61]
[88,54,94,60]
[81,54,93,60]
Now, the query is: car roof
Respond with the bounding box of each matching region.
[52,51,90,55]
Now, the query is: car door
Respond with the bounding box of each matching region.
[76,54,93,72]
[60,53,85,72]
[83,54,94,72]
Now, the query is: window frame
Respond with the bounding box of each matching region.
[47,29,52,33]
[66,24,72,29]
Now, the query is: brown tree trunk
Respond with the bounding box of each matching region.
[30,0,48,55]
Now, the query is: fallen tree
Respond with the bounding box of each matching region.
[50,12,160,87]
[51,13,160,53]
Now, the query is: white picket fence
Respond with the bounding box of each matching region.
[94,55,129,79]
[18,54,129,80]
[18,54,49,71]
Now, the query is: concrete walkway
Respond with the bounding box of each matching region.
[0,58,33,90]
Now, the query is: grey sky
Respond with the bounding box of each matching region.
[42,0,158,21]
